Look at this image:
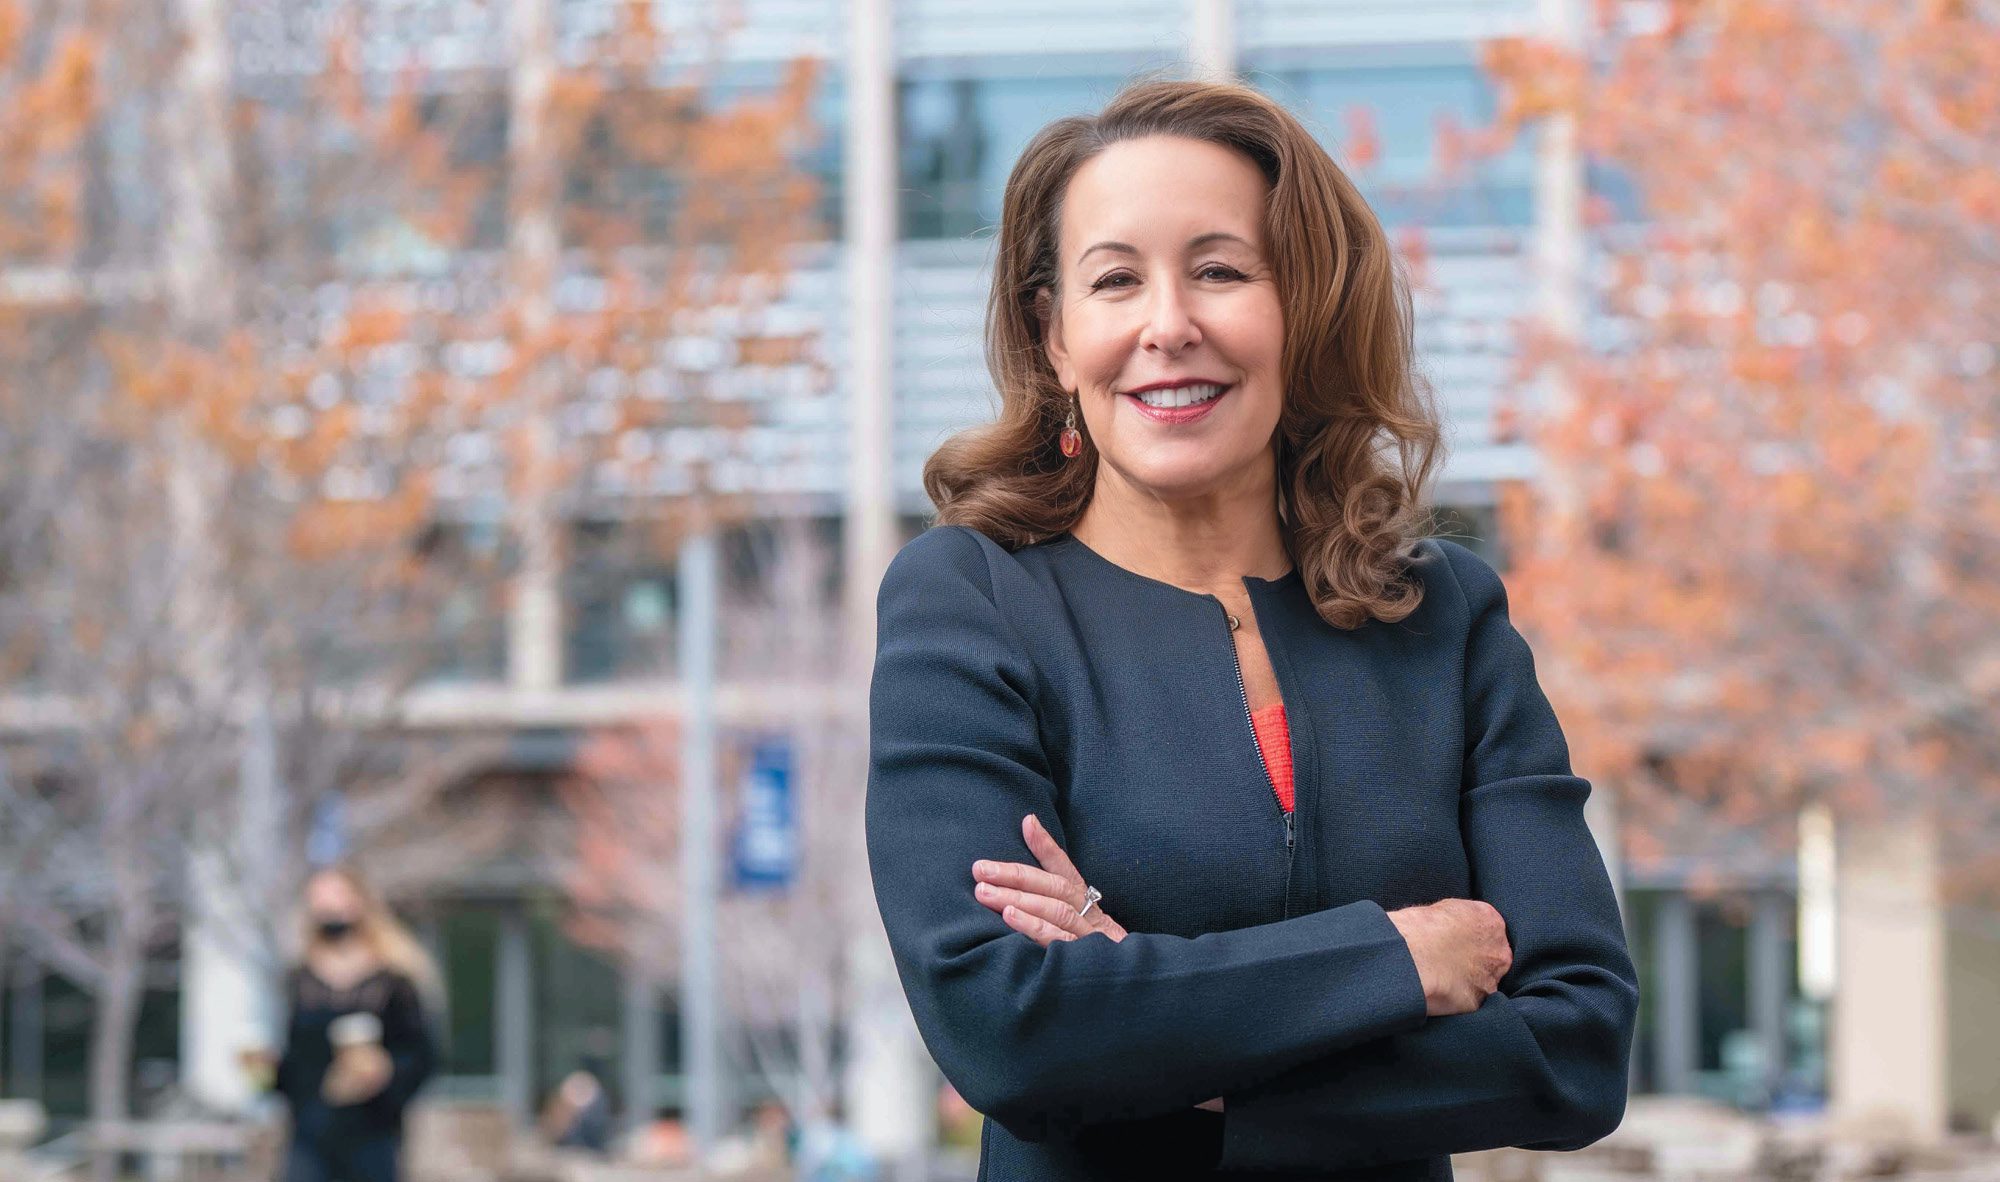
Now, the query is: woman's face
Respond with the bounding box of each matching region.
[305,872,363,929]
[1043,134,1286,503]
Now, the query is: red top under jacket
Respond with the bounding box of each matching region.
[1249,702,1295,813]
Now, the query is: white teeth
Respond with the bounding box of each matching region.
[1134,382,1226,409]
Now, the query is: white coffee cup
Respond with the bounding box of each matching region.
[329,1011,383,1049]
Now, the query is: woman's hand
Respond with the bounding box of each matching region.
[1385,898,1513,1017]
[321,1043,393,1106]
[974,818,1223,1109]
[237,1047,278,1091]
[971,814,1129,946]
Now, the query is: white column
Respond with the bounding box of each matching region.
[1652,892,1697,1094]
[1530,0,1631,919]
[181,698,284,1113]
[1531,0,1585,350]
[842,0,896,635]
[1831,809,1947,1139]
[841,0,934,1166]
[167,0,274,1121]
[177,882,268,1112]
[1797,803,1837,1003]
[679,526,726,1157]
[1187,0,1234,81]
[1586,786,1626,923]
[505,0,564,695]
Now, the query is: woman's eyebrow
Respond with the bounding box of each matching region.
[1078,231,1257,265]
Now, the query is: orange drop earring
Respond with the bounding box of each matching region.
[1059,397,1082,458]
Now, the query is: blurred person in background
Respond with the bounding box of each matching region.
[630,1110,692,1165]
[793,1096,878,1182]
[538,1057,614,1153]
[241,864,439,1182]
[737,1100,795,1169]
[866,76,1638,1178]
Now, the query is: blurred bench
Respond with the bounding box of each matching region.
[406,1099,518,1181]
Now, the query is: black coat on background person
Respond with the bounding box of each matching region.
[273,964,437,1179]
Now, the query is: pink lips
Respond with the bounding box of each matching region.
[1125,385,1231,424]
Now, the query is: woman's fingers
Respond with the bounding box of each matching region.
[1021,814,1086,885]
[975,881,1081,930]
[1002,903,1077,945]
[972,858,1073,902]
[976,871,1129,944]
[975,819,1119,948]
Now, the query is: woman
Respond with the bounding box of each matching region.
[248,864,440,1182]
[864,77,1638,1181]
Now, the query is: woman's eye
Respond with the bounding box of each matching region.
[1089,266,1243,292]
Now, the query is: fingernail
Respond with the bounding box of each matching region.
[976,883,992,896]
[973,861,988,875]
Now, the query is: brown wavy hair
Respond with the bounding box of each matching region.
[922,74,1446,629]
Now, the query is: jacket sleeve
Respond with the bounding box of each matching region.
[865,526,1430,1143]
[364,973,438,1121]
[1214,540,1640,1172]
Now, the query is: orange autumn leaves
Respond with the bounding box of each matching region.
[0,5,96,261]
[33,3,831,582]
[1475,0,2000,888]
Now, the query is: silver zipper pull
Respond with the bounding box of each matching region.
[1284,810,1294,848]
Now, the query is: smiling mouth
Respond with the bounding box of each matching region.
[1125,382,1232,411]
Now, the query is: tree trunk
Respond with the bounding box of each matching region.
[88,942,143,1182]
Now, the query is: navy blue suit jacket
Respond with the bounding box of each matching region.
[865,524,1639,1181]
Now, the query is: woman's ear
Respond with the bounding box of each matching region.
[1038,286,1075,393]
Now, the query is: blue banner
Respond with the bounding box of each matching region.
[731,738,796,891]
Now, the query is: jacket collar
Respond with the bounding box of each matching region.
[1039,530,1303,604]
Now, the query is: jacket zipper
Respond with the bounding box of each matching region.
[1218,597,1296,915]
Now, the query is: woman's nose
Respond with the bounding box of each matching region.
[1138,280,1200,355]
